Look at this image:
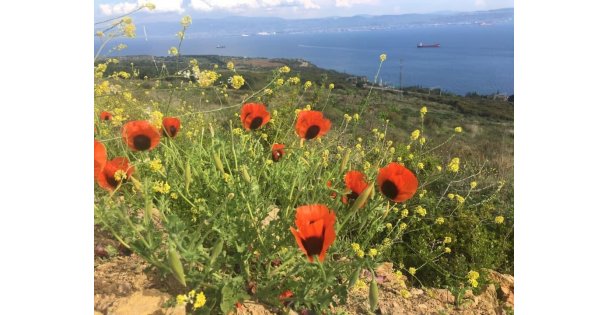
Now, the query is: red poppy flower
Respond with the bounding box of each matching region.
[122,120,161,151]
[240,103,271,131]
[100,111,113,121]
[377,162,418,202]
[271,143,285,162]
[94,140,107,180]
[341,171,369,204]
[295,110,331,140]
[161,117,181,138]
[96,157,134,191]
[327,180,337,199]
[290,204,336,263]
[279,290,293,306]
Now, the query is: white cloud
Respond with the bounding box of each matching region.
[189,0,320,12]
[99,2,138,15]
[98,0,184,16]
[475,0,487,6]
[335,0,376,8]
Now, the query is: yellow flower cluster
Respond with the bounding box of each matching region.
[408,267,416,275]
[264,88,273,95]
[401,208,409,218]
[150,111,164,128]
[343,114,352,122]
[149,158,164,173]
[197,70,220,88]
[410,129,420,141]
[304,81,312,90]
[467,270,480,288]
[227,61,235,71]
[455,126,463,133]
[181,15,192,27]
[435,217,445,225]
[415,206,427,217]
[368,248,378,257]
[176,290,206,310]
[114,170,127,182]
[495,216,505,224]
[470,181,477,189]
[329,83,335,90]
[455,195,465,204]
[448,157,460,173]
[417,162,424,170]
[123,21,136,38]
[287,76,300,85]
[351,243,364,258]
[420,106,428,115]
[443,236,452,244]
[353,113,360,121]
[275,78,284,86]
[168,47,178,56]
[444,247,451,253]
[398,223,407,231]
[380,53,387,62]
[152,181,171,194]
[279,66,291,73]
[230,75,245,89]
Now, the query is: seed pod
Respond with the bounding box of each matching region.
[168,246,187,287]
[185,161,192,194]
[209,239,224,267]
[350,184,374,213]
[369,276,379,311]
[340,149,351,173]
[209,123,215,138]
[348,266,362,289]
[130,176,143,192]
[213,152,224,173]
[240,166,251,183]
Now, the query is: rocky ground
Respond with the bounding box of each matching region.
[94,227,514,315]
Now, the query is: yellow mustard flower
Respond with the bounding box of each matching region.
[368,248,378,257]
[410,129,420,141]
[152,181,171,194]
[193,291,206,309]
[168,47,179,56]
[227,61,234,70]
[420,106,427,115]
[380,53,387,62]
[455,126,463,133]
[408,267,416,275]
[329,83,335,90]
[230,75,245,89]
[417,162,424,170]
[448,157,460,173]
[495,216,505,224]
[415,206,427,217]
[181,15,192,27]
[279,65,290,73]
[443,236,452,244]
[444,247,451,254]
[435,217,445,225]
[304,81,312,89]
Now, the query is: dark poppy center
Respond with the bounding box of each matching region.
[381,180,399,200]
[272,151,282,161]
[346,191,359,202]
[106,173,119,188]
[250,117,263,130]
[305,125,320,139]
[103,116,110,121]
[302,235,324,257]
[133,135,151,151]
[169,126,177,137]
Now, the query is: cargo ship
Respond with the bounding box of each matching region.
[417,42,440,48]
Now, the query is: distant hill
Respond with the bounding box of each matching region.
[136,8,514,39]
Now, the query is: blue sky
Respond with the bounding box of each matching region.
[94,0,514,20]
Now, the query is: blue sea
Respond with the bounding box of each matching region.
[96,24,514,96]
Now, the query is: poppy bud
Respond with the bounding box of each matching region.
[348,266,361,289]
[369,276,379,311]
[340,149,351,173]
[168,245,186,287]
[209,239,224,267]
[213,152,224,173]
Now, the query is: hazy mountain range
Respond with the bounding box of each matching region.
[138,8,513,39]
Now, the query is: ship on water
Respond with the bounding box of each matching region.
[417,42,440,48]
